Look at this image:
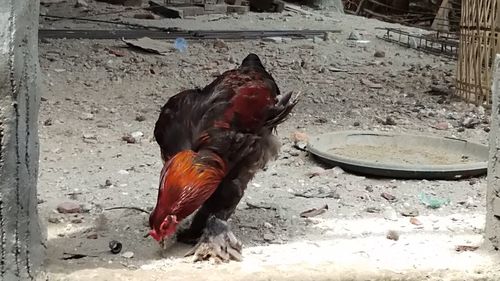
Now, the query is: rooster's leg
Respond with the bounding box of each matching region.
[178,171,253,262]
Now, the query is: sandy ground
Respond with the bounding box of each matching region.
[37,1,500,280]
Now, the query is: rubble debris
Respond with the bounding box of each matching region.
[365,207,381,213]
[300,204,328,218]
[455,245,479,252]
[374,50,386,58]
[361,78,383,89]
[381,192,397,202]
[419,192,450,209]
[409,217,422,225]
[386,230,400,241]
[122,251,135,259]
[348,31,361,40]
[122,37,172,55]
[57,201,82,214]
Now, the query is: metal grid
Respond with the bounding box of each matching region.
[378,27,459,58]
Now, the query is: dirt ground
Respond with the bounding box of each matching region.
[37,1,500,280]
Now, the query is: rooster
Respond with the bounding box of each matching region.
[148,53,299,262]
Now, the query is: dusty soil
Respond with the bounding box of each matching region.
[37,1,499,280]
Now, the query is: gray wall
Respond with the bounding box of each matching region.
[0,0,44,280]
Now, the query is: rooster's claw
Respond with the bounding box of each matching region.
[184,217,242,263]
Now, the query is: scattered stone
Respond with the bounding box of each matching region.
[263,222,273,229]
[361,78,383,89]
[57,201,82,214]
[263,233,274,242]
[313,36,323,43]
[374,50,386,58]
[131,131,144,139]
[331,166,345,176]
[71,218,83,224]
[43,118,53,126]
[80,113,94,120]
[213,39,228,49]
[306,166,326,178]
[291,131,308,151]
[381,192,397,202]
[75,0,88,7]
[455,245,479,252]
[121,251,134,259]
[108,48,127,57]
[353,121,361,127]
[365,185,374,192]
[384,116,397,126]
[82,133,97,144]
[386,230,400,241]
[348,31,361,40]
[299,204,329,218]
[457,127,465,132]
[263,37,283,43]
[365,207,381,213]
[48,214,63,224]
[87,233,98,239]
[410,217,422,225]
[461,117,480,129]
[401,207,419,217]
[383,207,398,221]
[434,122,449,130]
[80,203,92,213]
[122,134,136,144]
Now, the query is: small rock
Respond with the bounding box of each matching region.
[213,39,228,49]
[353,121,361,127]
[383,207,398,221]
[291,131,308,150]
[410,217,422,225]
[381,192,397,202]
[82,133,97,143]
[133,13,156,19]
[263,233,274,242]
[386,230,400,241]
[307,166,326,178]
[374,50,386,58]
[122,134,136,144]
[348,31,361,40]
[331,166,345,176]
[361,78,383,89]
[434,122,449,130]
[48,214,63,224]
[263,37,283,43]
[313,36,323,43]
[57,201,82,214]
[75,0,88,7]
[131,131,144,139]
[365,185,374,192]
[401,207,419,217]
[43,118,53,126]
[384,116,397,126]
[365,207,381,213]
[263,222,273,229]
[71,218,83,224]
[80,203,92,213]
[122,251,134,259]
[87,233,98,239]
[105,179,113,187]
[80,113,94,120]
[461,117,480,129]
[118,170,129,175]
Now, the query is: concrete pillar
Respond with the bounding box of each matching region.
[486,54,500,250]
[0,0,44,280]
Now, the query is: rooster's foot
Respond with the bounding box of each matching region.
[184,216,242,263]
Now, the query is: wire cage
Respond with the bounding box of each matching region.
[456,0,500,105]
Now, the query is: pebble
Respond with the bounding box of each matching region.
[386,230,400,241]
[75,0,88,7]
[263,222,273,229]
[263,37,283,43]
[353,121,361,127]
[122,251,134,259]
[48,214,63,224]
[131,131,144,139]
[135,114,146,122]
[410,217,422,225]
[434,122,449,130]
[263,233,274,242]
[80,113,94,120]
[383,207,398,221]
[87,233,98,239]
[307,166,326,178]
[348,31,361,40]
[56,201,82,214]
[374,50,386,58]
